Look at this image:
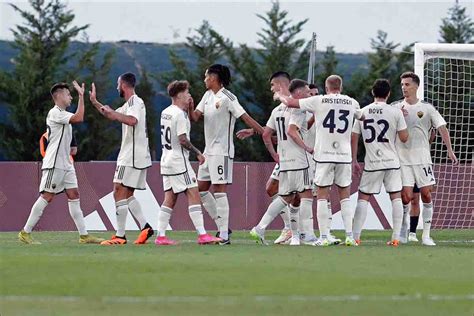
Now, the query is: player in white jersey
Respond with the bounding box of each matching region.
[155,80,222,245]
[275,75,362,246]
[250,79,318,246]
[18,82,104,245]
[238,71,297,244]
[351,79,408,246]
[90,72,154,245]
[391,72,457,246]
[189,64,264,245]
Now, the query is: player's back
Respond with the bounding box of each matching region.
[301,94,360,163]
[160,104,190,175]
[356,102,406,171]
[117,95,152,169]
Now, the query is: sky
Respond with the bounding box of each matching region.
[1,0,472,54]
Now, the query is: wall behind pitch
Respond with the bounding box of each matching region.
[0,162,472,231]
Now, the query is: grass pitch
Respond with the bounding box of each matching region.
[1,230,473,316]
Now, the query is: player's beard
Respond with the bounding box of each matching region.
[119,88,124,98]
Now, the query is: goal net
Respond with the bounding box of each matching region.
[414,43,474,228]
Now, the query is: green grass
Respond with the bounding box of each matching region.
[1,230,473,316]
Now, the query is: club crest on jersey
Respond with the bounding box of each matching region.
[215,99,221,109]
[417,111,424,118]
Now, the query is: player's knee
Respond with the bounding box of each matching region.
[420,191,432,203]
[66,189,80,200]
[41,192,54,203]
[401,191,412,205]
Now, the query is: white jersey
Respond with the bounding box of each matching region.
[196,88,246,158]
[42,106,74,171]
[267,104,310,171]
[304,112,316,163]
[116,95,152,169]
[160,104,191,175]
[300,94,361,164]
[352,102,407,171]
[391,99,446,165]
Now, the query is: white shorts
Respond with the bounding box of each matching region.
[270,164,280,181]
[163,167,198,194]
[278,168,312,196]
[359,169,402,195]
[197,155,233,184]
[314,162,351,188]
[113,165,147,190]
[39,168,78,194]
[401,164,436,188]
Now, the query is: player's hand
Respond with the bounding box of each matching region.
[401,105,408,117]
[236,128,254,140]
[70,146,78,156]
[188,97,194,110]
[89,83,98,104]
[197,153,205,165]
[305,146,314,155]
[352,160,361,176]
[448,151,458,164]
[72,80,85,96]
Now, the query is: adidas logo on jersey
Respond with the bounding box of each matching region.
[218,177,223,181]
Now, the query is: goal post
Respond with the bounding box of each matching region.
[414,43,474,228]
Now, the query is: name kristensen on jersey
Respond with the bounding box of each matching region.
[321,98,353,105]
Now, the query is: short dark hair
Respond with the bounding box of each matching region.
[50,82,69,96]
[308,83,318,90]
[372,79,391,98]
[289,79,308,93]
[400,72,420,85]
[269,71,291,82]
[207,64,231,87]
[167,80,189,98]
[120,72,137,87]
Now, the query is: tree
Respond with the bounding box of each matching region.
[136,70,158,160]
[315,45,338,90]
[211,1,310,161]
[157,20,231,157]
[0,0,116,161]
[439,1,474,43]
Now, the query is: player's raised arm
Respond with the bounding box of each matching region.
[69,80,85,124]
[240,113,264,135]
[188,97,203,122]
[274,92,300,108]
[88,82,105,112]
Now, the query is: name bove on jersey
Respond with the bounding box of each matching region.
[353,102,407,171]
[160,105,191,175]
[299,94,361,164]
[267,104,310,171]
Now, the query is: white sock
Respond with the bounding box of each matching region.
[400,204,409,238]
[215,192,229,240]
[422,202,433,240]
[257,196,287,231]
[281,208,290,230]
[340,198,353,238]
[299,198,314,236]
[68,199,87,235]
[391,198,403,240]
[115,199,128,237]
[189,204,206,235]
[200,191,218,221]
[288,204,299,237]
[24,196,49,233]
[157,206,172,237]
[317,199,329,239]
[352,199,368,240]
[127,196,147,229]
[327,200,333,233]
